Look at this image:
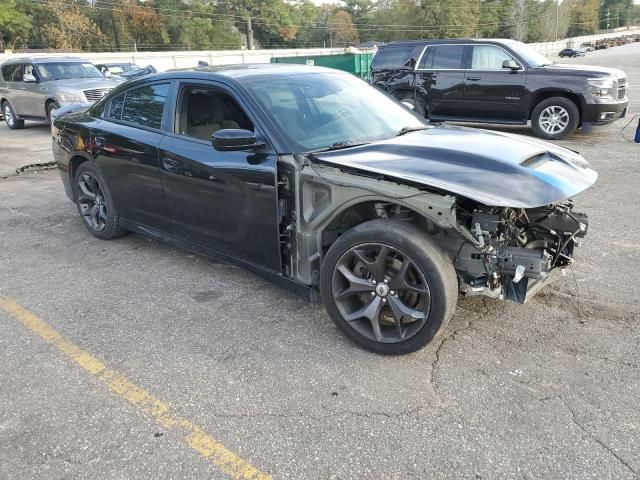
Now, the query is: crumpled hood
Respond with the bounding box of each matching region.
[312,124,597,208]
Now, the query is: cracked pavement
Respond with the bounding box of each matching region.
[1,43,639,479]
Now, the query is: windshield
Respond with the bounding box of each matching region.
[504,40,553,67]
[242,72,426,151]
[107,64,140,74]
[36,62,104,81]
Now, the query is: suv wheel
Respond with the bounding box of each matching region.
[531,97,579,140]
[74,162,127,240]
[320,220,458,354]
[46,102,60,123]
[3,102,25,130]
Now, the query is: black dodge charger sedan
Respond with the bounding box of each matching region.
[52,64,596,354]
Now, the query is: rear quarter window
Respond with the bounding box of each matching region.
[372,46,418,70]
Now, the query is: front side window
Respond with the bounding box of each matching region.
[419,45,465,69]
[243,72,426,151]
[120,84,169,129]
[471,45,516,70]
[176,86,253,142]
[35,62,104,81]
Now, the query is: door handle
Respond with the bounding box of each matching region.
[466,76,481,81]
[162,157,180,172]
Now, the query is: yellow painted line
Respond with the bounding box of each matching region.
[0,296,271,480]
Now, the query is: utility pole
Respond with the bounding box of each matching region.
[555,0,559,42]
[246,17,254,50]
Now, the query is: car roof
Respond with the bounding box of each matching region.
[380,38,519,47]
[141,63,350,83]
[1,56,88,65]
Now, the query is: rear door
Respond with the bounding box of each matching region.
[158,80,282,272]
[414,44,466,118]
[370,44,423,100]
[91,81,172,231]
[462,44,528,122]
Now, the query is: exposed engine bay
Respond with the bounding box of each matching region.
[454,200,589,302]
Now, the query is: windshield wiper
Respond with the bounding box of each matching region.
[310,141,369,153]
[395,126,427,137]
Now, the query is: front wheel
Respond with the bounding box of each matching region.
[320,220,458,354]
[531,97,579,140]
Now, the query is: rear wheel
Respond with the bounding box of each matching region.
[74,162,127,240]
[320,220,458,354]
[3,101,24,130]
[531,97,579,140]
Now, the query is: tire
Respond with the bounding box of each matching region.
[3,101,25,130]
[531,96,579,140]
[320,220,458,354]
[46,101,60,124]
[74,162,127,240]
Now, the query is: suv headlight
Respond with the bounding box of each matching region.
[58,92,85,103]
[587,78,616,99]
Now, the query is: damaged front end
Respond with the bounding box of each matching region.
[454,200,588,303]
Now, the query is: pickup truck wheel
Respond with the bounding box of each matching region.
[74,162,127,240]
[531,97,579,140]
[3,101,25,130]
[320,220,458,354]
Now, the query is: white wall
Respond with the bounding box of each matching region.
[529,27,640,55]
[0,47,353,72]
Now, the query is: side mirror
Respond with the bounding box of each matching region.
[104,70,112,78]
[212,129,264,151]
[502,59,520,70]
[401,100,415,110]
[23,73,36,83]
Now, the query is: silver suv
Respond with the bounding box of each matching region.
[0,56,123,129]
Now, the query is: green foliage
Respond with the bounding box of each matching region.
[5,0,637,52]
[0,0,31,50]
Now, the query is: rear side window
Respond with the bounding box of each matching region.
[1,63,24,82]
[106,83,169,129]
[372,46,415,70]
[419,45,465,69]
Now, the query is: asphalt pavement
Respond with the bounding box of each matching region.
[0,43,639,480]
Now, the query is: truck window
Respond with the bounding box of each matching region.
[372,46,415,70]
[419,45,465,70]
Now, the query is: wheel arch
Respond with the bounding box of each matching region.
[68,154,92,198]
[528,90,584,121]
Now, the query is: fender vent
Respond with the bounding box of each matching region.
[520,153,549,168]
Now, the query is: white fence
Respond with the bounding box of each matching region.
[1,27,638,71]
[529,27,640,55]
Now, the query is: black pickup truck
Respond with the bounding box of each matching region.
[370,39,628,139]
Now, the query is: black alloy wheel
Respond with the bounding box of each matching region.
[321,220,458,354]
[331,243,431,343]
[74,162,127,239]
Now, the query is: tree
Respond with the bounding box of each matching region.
[112,0,164,51]
[42,0,107,51]
[565,0,599,36]
[0,0,31,51]
[327,10,359,47]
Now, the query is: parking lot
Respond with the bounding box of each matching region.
[1,42,639,480]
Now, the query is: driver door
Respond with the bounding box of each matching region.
[158,81,282,272]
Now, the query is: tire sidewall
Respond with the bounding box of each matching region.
[531,97,579,140]
[74,162,123,239]
[3,101,22,130]
[320,220,457,354]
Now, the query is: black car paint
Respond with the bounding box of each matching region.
[371,39,628,126]
[52,65,596,301]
